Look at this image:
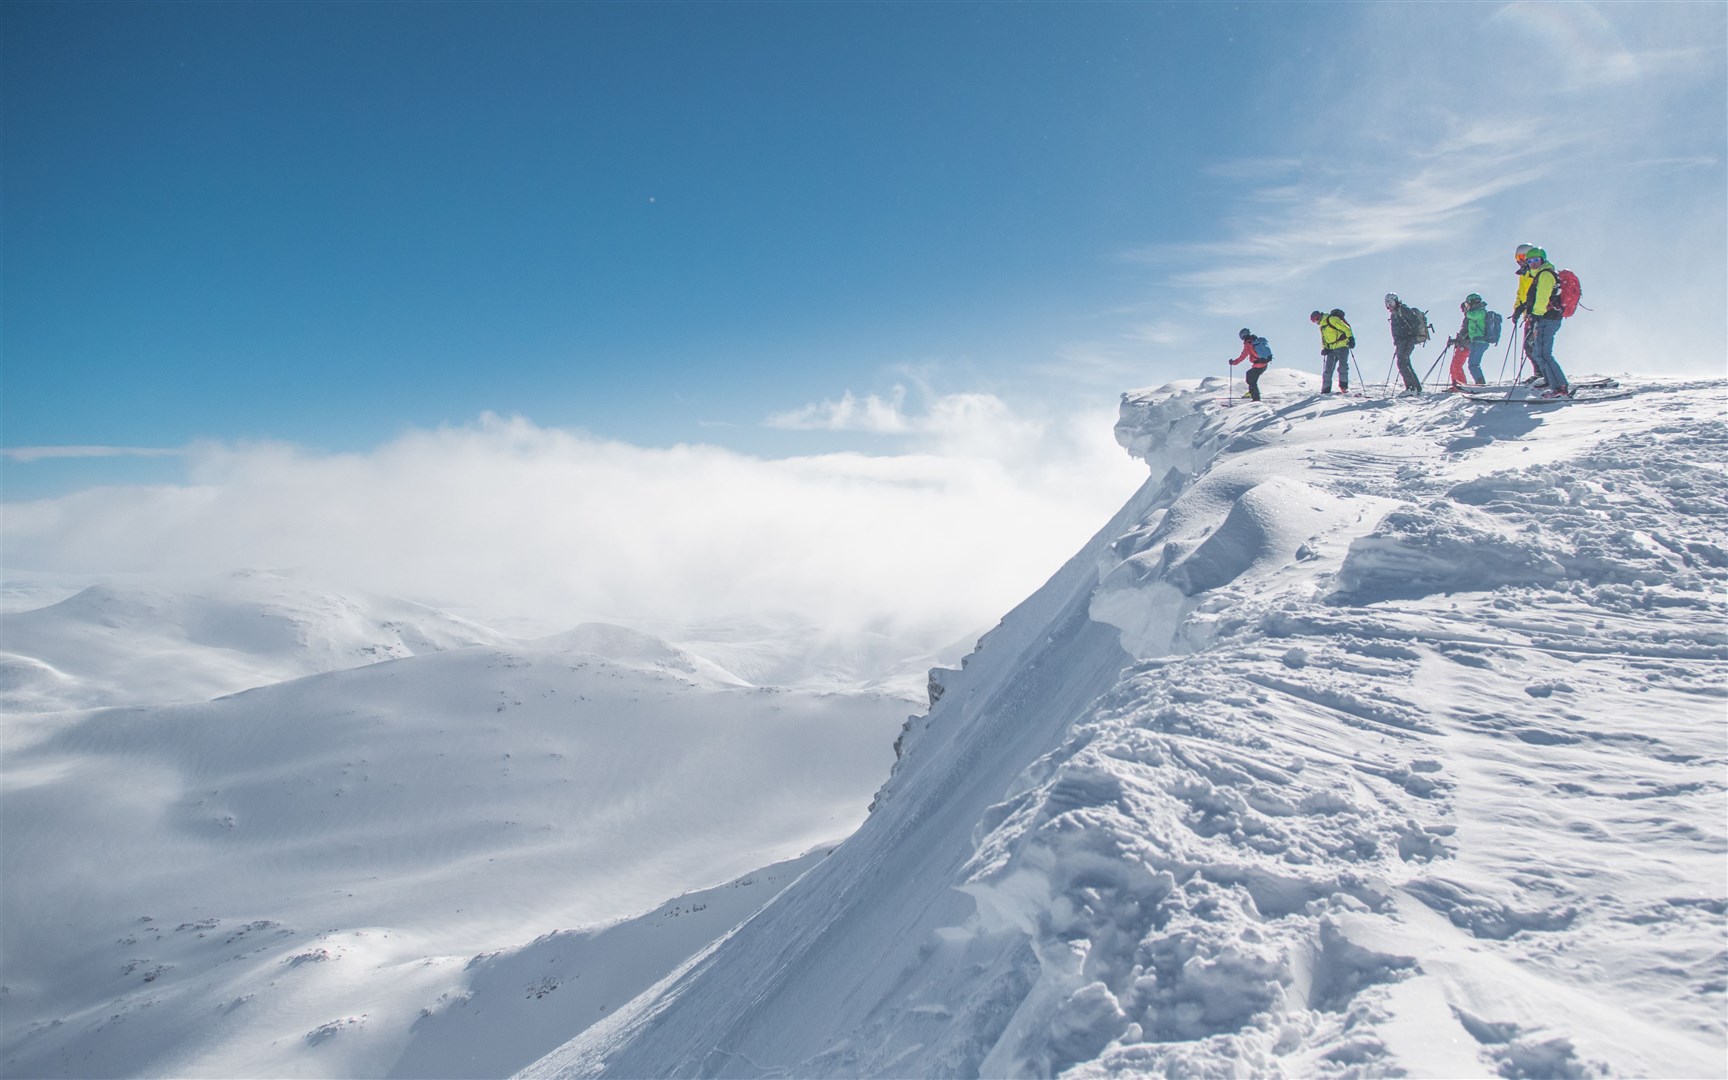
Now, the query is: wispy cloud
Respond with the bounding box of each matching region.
[1488,1,1720,92]
[767,384,1050,451]
[1132,120,1557,308]
[4,445,184,463]
[765,387,915,434]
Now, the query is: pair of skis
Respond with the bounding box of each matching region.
[1449,377,1624,405]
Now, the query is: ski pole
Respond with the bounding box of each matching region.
[1228,359,1234,408]
[1495,332,1516,384]
[1421,339,1452,388]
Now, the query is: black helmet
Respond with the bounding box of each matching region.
[1309,310,1323,322]
[1239,328,1253,340]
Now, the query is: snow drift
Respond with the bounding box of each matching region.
[523,371,1728,1079]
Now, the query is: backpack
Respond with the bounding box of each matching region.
[1554,269,1582,317]
[1251,336,1273,363]
[1397,303,1432,343]
[1483,310,1503,344]
[1328,309,1356,349]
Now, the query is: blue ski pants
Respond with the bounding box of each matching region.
[1466,340,1490,384]
[1530,317,1568,392]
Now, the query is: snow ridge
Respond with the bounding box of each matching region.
[524,371,1727,1079]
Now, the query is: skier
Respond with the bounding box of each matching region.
[1310,309,1352,394]
[1513,247,1571,397]
[1510,244,1543,385]
[1384,294,1429,394]
[1229,328,1273,402]
[1446,294,1491,389]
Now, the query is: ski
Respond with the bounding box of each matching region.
[1451,377,1622,404]
[1473,389,1634,405]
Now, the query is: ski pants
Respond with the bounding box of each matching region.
[1244,364,1265,401]
[1394,340,1421,392]
[1322,349,1349,392]
[1449,340,1489,385]
[1466,340,1490,384]
[1530,317,1568,392]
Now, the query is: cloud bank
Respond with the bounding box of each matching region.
[4,397,1146,648]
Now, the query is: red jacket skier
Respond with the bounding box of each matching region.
[1230,329,1272,402]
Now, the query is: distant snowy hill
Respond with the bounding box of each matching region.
[522,372,1728,1080]
[0,631,908,1078]
[0,570,508,713]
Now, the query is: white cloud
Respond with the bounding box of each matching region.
[765,385,1052,462]
[766,386,914,434]
[4,408,1147,648]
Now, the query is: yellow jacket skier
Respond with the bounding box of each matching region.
[1514,246,1571,397]
[1309,309,1352,394]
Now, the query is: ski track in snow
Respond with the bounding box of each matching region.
[523,372,1727,1080]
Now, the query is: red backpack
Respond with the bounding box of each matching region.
[1554,269,1582,317]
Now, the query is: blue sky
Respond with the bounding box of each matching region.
[6,2,1285,469]
[2,2,1724,630]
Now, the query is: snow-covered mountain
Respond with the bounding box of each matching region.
[0,614,911,1077]
[521,371,1728,1079]
[4,372,1723,1079]
[0,570,510,714]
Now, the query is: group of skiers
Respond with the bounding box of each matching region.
[1228,244,1577,402]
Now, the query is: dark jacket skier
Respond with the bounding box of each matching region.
[1385,294,1428,394]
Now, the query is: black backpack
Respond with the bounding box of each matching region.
[1395,303,1432,343]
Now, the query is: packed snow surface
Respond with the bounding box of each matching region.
[522,371,1727,1079]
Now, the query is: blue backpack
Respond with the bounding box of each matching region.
[1251,336,1273,363]
[1483,310,1504,344]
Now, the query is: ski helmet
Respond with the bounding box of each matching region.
[1384,293,1398,308]
[1526,247,1547,263]
[1515,243,1533,261]
[1238,328,1253,340]
[1465,292,1483,306]
[1309,310,1323,322]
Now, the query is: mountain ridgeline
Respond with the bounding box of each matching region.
[524,371,1728,1079]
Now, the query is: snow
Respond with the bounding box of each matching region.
[521,370,1727,1079]
[0,585,916,1078]
[5,369,1726,1078]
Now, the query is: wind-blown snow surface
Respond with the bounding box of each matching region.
[525,371,1727,1079]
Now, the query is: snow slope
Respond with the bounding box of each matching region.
[524,371,1728,1079]
[0,631,909,1078]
